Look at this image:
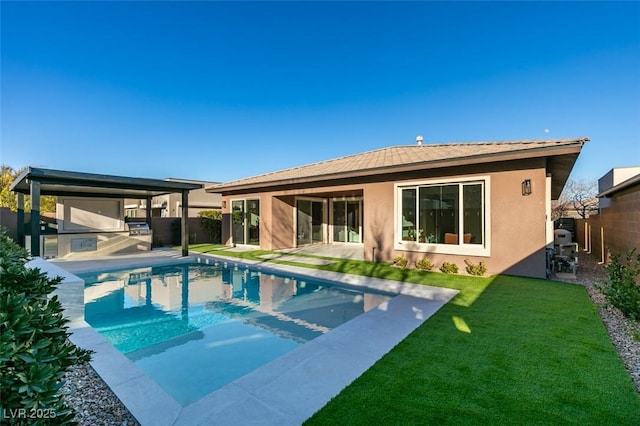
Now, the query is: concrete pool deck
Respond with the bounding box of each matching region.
[38,250,459,425]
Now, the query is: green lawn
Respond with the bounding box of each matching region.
[187,244,640,424]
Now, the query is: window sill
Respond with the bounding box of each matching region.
[394,241,490,257]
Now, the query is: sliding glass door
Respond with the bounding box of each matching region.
[231,199,260,246]
[332,200,362,243]
[296,199,325,246]
[232,200,245,245]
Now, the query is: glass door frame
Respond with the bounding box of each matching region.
[330,198,363,244]
[231,198,260,246]
[295,197,327,247]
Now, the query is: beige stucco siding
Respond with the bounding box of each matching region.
[271,196,294,250]
[487,165,548,277]
[220,158,553,278]
[362,182,394,261]
[355,162,548,278]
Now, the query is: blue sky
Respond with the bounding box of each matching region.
[2,1,639,184]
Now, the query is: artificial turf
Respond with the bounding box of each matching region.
[187,245,640,424]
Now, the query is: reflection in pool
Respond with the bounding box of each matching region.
[80,261,391,406]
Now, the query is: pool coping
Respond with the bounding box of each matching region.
[41,252,459,425]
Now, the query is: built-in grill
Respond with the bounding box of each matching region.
[551,228,578,274]
[126,222,151,236]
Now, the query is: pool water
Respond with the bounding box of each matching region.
[80,261,391,406]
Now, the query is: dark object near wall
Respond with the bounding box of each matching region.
[554,218,576,240]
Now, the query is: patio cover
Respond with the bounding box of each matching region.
[10,167,203,257]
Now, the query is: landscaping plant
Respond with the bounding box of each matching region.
[597,248,640,321]
[392,255,408,268]
[0,230,92,424]
[415,257,434,271]
[440,261,459,274]
[199,209,222,243]
[464,259,487,276]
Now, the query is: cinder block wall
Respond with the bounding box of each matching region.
[577,187,640,264]
[0,207,22,240]
[150,217,215,246]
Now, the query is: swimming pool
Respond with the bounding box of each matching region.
[80,261,392,406]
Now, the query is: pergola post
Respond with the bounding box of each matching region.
[146,196,152,250]
[181,190,189,256]
[30,180,41,256]
[16,193,25,247]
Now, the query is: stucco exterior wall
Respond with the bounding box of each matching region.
[271,195,295,250]
[220,157,552,278]
[57,197,124,233]
[484,166,548,277]
[56,232,151,258]
[356,164,548,278]
[362,182,394,261]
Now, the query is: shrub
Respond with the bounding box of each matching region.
[597,248,640,321]
[440,261,459,274]
[465,259,487,276]
[0,230,92,424]
[392,255,408,268]
[415,257,434,271]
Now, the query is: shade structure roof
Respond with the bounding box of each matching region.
[209,137,587,199]
[10,167,203,198]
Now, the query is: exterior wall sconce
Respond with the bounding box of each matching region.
[222,200,227,208]
[522,179,532,196]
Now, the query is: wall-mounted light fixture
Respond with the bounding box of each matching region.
[522,179,532,196]
[222,200,227,208]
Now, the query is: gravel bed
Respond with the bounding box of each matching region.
[60,362,140,426]
[554,252,640,393]
[61,254,640,425]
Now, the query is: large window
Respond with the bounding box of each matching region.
[397,179,488,253]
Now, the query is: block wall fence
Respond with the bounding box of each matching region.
[576,186,640,265]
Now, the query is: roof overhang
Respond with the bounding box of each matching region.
[10,167,203,199]
[597,173,640,198]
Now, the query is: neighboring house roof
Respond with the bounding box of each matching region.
[597,172,640,198]
[210,137,587,198]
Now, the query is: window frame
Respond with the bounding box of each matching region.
[394,175,491,257]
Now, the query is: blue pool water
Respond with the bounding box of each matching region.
[80,261,391,406]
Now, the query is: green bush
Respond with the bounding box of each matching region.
[465,259,487,276]
[415,257,434,271]
[392,255,408,268]
[440,261,459,274]
[0,230,92,424]
[597,248,640,321]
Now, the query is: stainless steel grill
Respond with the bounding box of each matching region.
[126,222,151,236]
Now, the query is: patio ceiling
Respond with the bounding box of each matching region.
[10,167,203,198]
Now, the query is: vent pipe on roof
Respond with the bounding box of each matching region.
[416,135,423,145]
